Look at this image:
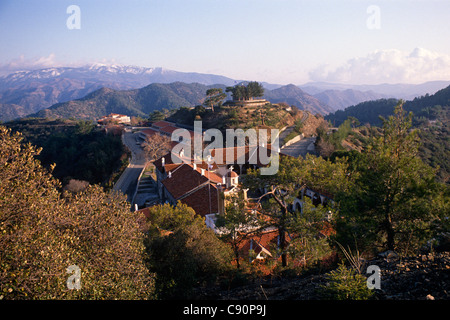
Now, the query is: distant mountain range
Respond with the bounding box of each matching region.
[263,84,334,114]
[32,82,335,121]
[325,84,450,127]
[300,81,450,100]
[33,82,213,120]
[311,89,389,110]
[1,64,449,122]
[0,65,238,121]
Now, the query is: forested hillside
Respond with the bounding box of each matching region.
[326,85,450,127]
[324,86,450,183]
[4,118,128,188]
[33,82,211,120]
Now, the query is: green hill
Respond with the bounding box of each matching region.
[168,101,304,131]
[32,82,211,120]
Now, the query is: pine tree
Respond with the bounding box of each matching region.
[336,101,446,254]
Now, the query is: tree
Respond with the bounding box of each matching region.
[142,133,172,162]
[58,185,155,299]
[243,154,352,267]
[335,101,446,254]
[215,191,262,269]
[226,82,265,102]
[143,203,232,299]
[288,198,333,268]
[149,110,166,122]
[0,126,154,299]
[243,157,299,267]
[246,81,264,100]
[204,88,226,112]
[348,116,360,128]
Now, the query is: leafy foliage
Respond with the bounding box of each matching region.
[215,191,262,269]
[142,133,172,162]
[288,198,334,268]
[226,82,264,101]
[143,203,233,299]
[204,88,226,112]
[0,126,154,299]
[243,154,352,267]
[168,102,302,131]
[325,87,450,183]
[326,98,400,127]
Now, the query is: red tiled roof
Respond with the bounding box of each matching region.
[210,145,283,167]
[157,156,225,216]
[191,165,223,184]
[162,164,209,199]
[180,184,219,217]
[154,152,220,174]
[227,170,238,177]
[141,128,159,136]
[151,120,174,128]
[159,125,180,135]
[193,161,219,171]
[238,230,282,258]
[137,207,151,219]
[163,163,182,172]
[153,152,176,173]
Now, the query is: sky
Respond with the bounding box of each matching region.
[1,0,450,85]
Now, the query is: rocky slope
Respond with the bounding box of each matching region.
[193,251,450,300]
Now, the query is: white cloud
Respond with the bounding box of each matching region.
[309,48,450,85]
[0,54,62,76]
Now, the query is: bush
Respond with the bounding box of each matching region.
[0,126,154,299]
[144,204,233,299]
[319,263,373,300]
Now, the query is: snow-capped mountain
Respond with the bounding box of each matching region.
[0,64,238,121]
[0,64,236,87]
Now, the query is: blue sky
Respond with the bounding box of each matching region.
[1,0,450,84]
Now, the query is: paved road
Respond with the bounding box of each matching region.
[113,131,147,202]
[281,137,317,158]
[279,110,310,145]
[278,126,295,145]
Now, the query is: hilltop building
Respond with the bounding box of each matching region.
[97,113,131,125]
[223,99,269,108]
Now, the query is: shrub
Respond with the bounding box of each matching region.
[319,263,373,300]
[0,126,154,299]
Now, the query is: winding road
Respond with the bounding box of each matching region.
[112,130,147,203]
[280,137,317,158]
[279,110,316,158]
